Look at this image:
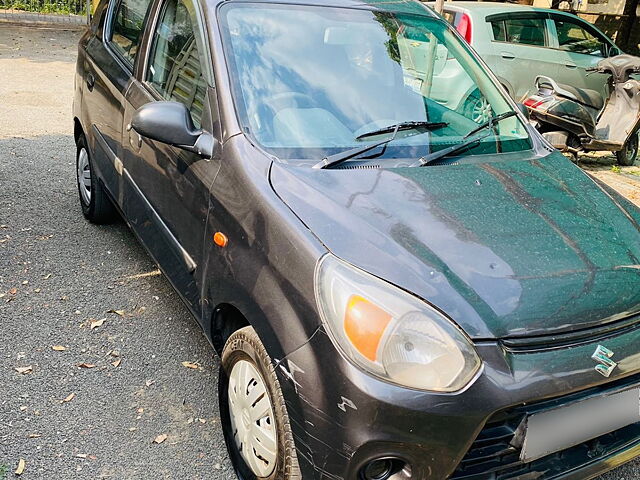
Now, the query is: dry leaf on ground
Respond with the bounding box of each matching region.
[181,361,198,369]
[15,458,26,475]
[153,434,168,444]
[111,358,121,368]
[77,363,96,369]
[61,393,75,403]
[90,318,106,330]
[51,345,66,351]
[15,366,33,375]
[107,309,125,316]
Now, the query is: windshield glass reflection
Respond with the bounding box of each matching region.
[220,4,532,163]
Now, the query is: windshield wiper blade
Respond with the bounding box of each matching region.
[355,121,448,140]
[463,111,518,140]
[312,124,401,169]
[415,111,519,167]
[415,130,494,167]
[312,121,448,170]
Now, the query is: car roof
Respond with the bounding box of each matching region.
[425,1,567,16]
[212,0,439,15]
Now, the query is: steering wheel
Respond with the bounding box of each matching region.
[353,119,397,140]
[263,92,315,112]
[247,92,316,142]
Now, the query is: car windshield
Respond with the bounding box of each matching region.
[219,3,532,164]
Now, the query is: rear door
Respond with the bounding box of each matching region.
[121,0,220,313]
[486,12,557,100]
[548,14,615,97]
[82,0,153,200]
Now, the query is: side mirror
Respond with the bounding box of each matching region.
[606,45,622,58]
[516,102,530,120]
[130,101,216,159]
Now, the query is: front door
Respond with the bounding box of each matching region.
[121,0,220,315]
[487,13,558,100]
[548,15,613,98]
[83,0,153,199]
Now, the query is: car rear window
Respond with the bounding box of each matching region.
[110,0,153,66]
[442,10,456,24]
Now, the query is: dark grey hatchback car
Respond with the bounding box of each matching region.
[73,0,640,478]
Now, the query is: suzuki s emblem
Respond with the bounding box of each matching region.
[591,345,617,377]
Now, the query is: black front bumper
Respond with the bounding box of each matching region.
[275,324,640,480]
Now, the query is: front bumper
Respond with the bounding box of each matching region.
[275,322,640,480]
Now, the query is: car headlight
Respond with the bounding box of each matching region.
[315,254,481,392]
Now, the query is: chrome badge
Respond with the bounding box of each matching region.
[591,345,617,377]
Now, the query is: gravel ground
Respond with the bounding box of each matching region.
[0,23,639,480]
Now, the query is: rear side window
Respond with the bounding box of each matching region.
[491,20,506,42]
[110,0,153,65]
[146,0,208,127]
[553,18,606,56]
[492,18,547,46]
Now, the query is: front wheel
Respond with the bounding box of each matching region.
[219,326,300,480]
[616,131,639,166]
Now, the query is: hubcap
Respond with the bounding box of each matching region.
[471,96,492,124]
[228,360,277,477]
[77,148,92,205]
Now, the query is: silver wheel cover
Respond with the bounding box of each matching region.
[77,147,92,205]
[471,96,492,124]
[228,359,278,477]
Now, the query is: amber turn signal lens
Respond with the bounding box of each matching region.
[213,232,228,247]
[344,295,392,362]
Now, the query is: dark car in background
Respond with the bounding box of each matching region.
[73,0,640,478]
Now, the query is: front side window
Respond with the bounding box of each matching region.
[502,18,547,46]
[147,0,208,127]
[219,4,531,163]
[110,0,152,65]
[553,18,606,56]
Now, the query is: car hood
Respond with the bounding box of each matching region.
[270,154,640,339]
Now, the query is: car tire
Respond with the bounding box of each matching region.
[219,326,301,480]
[616,131,639,166]
[76,134,117,224]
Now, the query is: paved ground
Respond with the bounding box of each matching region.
[0,23,639,480]
[0,26,233,479]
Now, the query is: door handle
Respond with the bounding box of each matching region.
[86,72,95,91]
[565,63,577,69]
[501,52,516,60]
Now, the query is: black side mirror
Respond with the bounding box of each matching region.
[606,44,622,58]
[516,102,530,120]
[130,101,216,159]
